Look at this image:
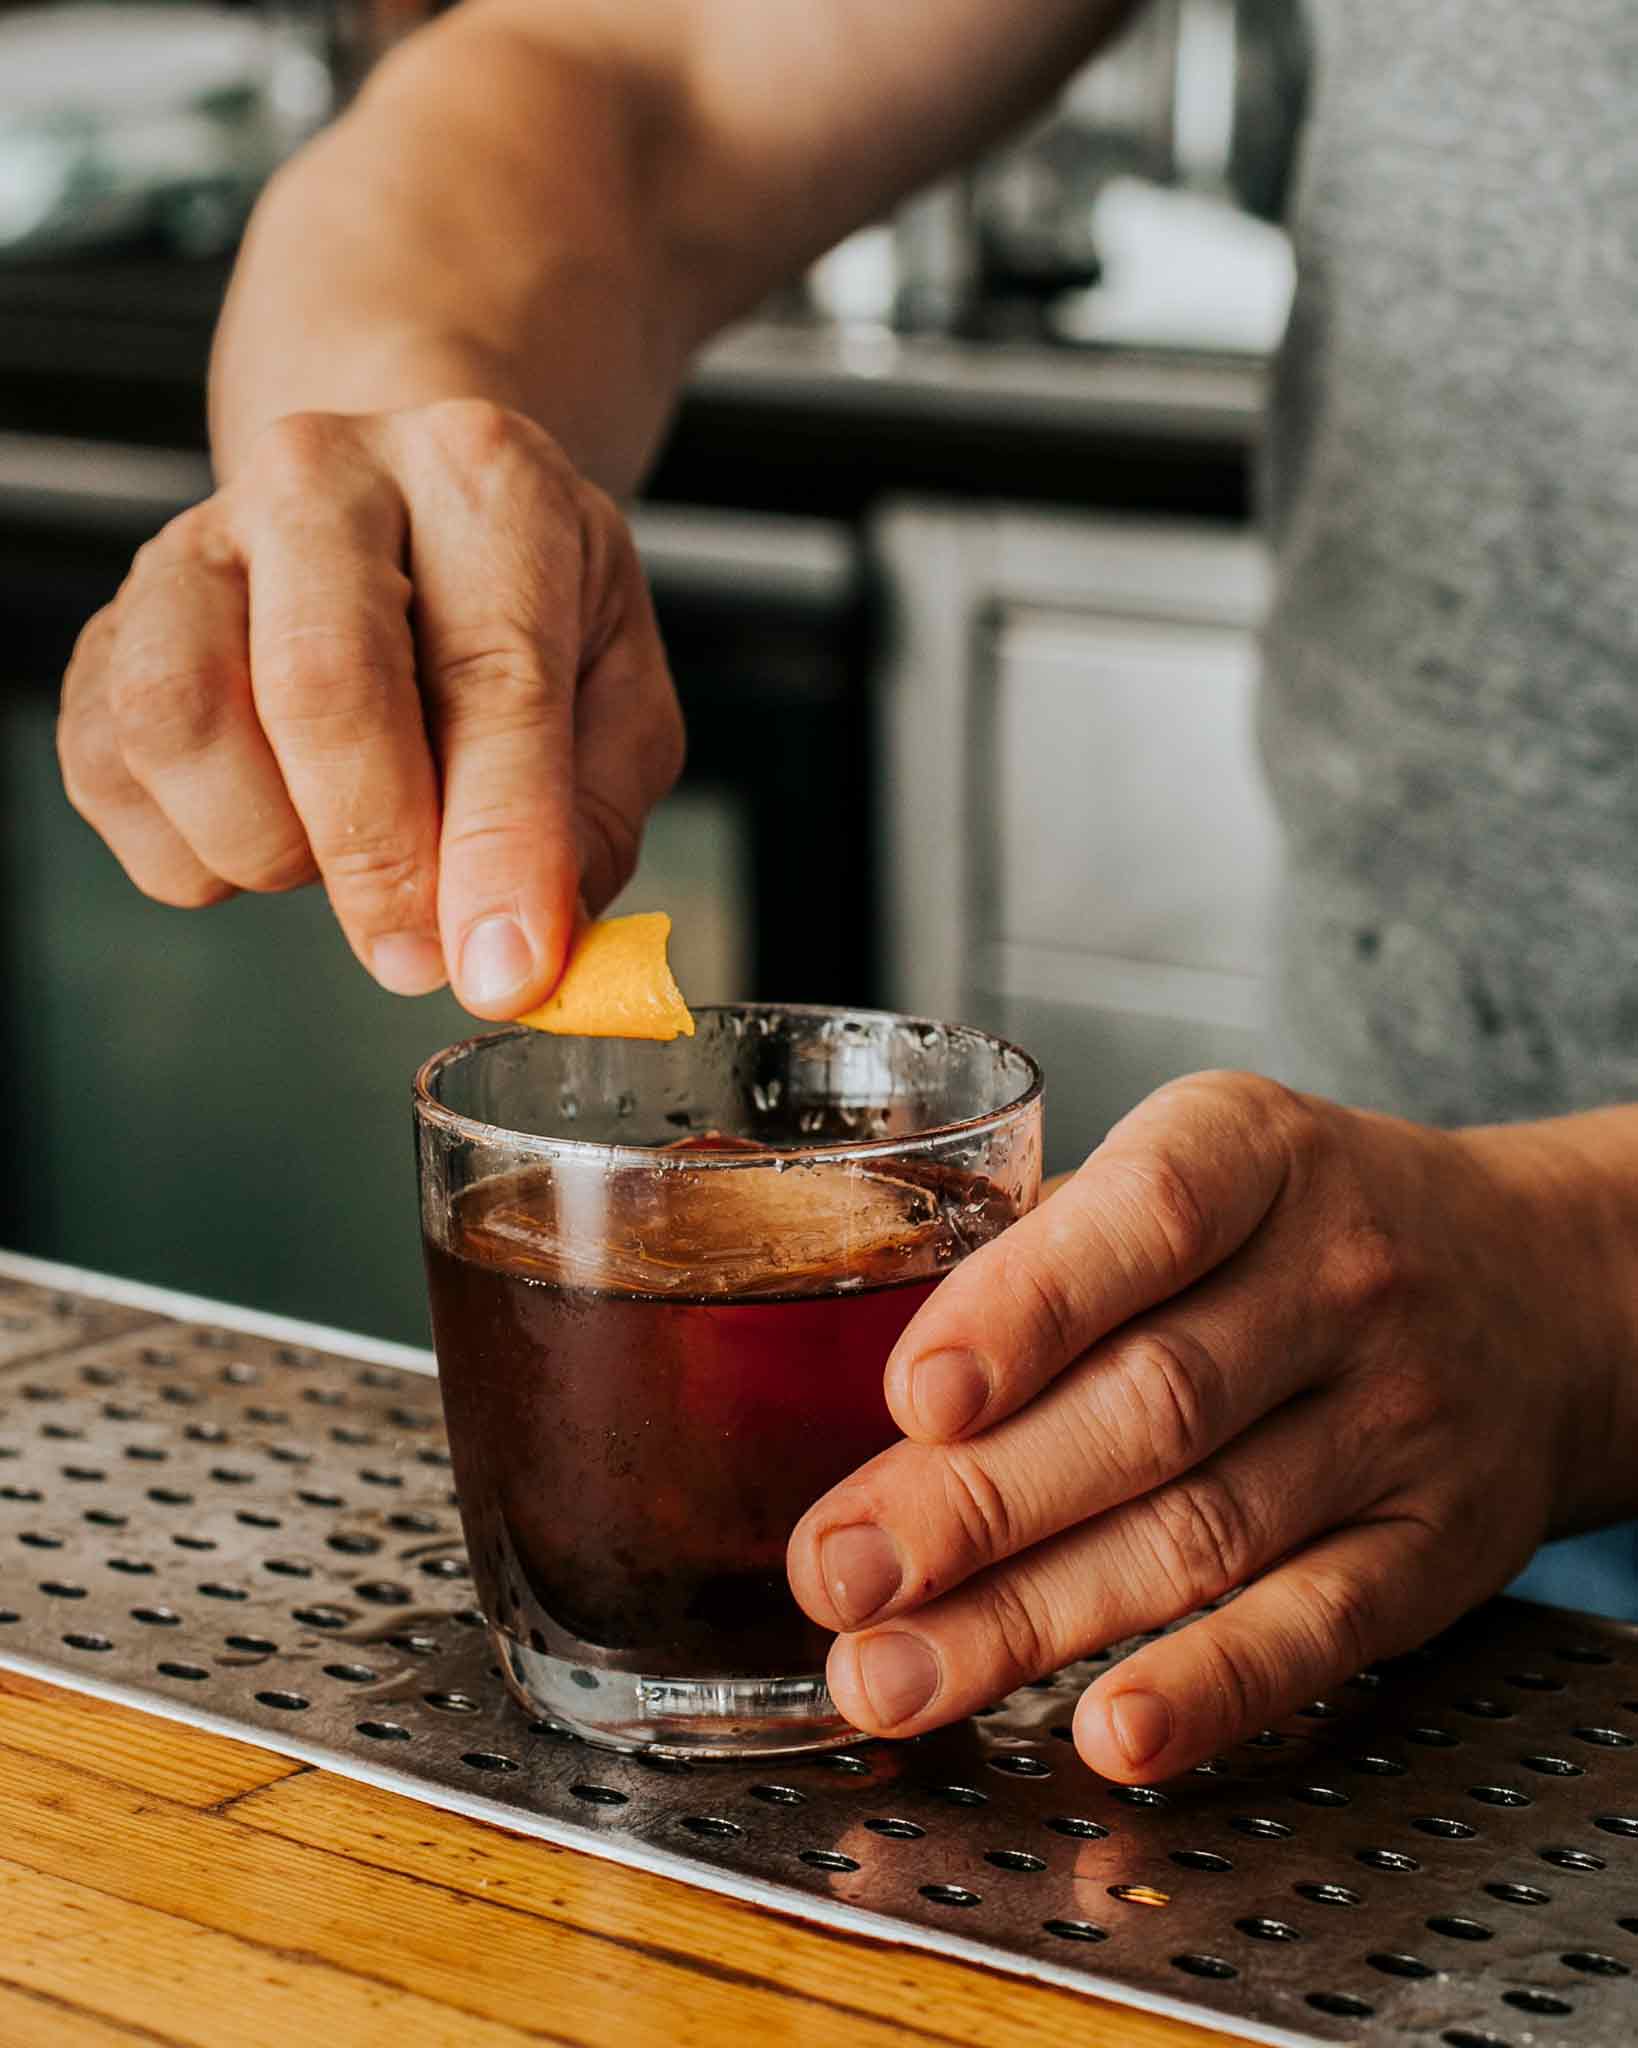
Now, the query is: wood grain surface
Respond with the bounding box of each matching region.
[0,1668,1252,2047]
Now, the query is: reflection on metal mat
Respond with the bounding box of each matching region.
[1,1256,1636,2048]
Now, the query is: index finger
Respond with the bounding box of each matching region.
[883,1072,1298,1442]
[392,402,586,1017]
[240,429,446,994]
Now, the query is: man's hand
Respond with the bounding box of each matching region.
[57,399,684,1015]
[789,1072,1638,1780]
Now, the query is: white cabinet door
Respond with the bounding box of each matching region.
[983,603,1279,976]
[874,501,1283,1171]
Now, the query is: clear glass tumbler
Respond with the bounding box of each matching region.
[414,1005,1041,1756]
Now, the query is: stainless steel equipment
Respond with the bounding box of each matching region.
[4,1255,1638,2048]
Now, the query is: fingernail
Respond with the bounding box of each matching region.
[854,1632,939,1727]
[1108,1690,1173,1769]
[371,933,448,997]
[459,916,535,1008]
[908,1350,990,1437]
[820,1524,903,1628]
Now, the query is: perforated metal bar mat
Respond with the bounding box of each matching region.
[2,1256,1636,2048]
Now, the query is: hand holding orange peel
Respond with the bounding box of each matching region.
[515,912,695,1042]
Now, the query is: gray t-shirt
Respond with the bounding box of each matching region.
[1256,0,1637,1612]
[1260,0,1637,1126]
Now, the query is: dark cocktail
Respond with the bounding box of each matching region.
[415,1008,1041,1754]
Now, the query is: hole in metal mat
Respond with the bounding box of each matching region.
[1366,1952,1433,1979]
[1230,1816,1292,1841]
[1502,1989,1573,2016]
[1172,1851,1233,1872]
[1170,1954,1236,1980]
[292,1605,351,1630]
[1042,1920,1107,1943]
[1306,1992,1374,2019]
[987,1753,1050,1778]
[1426,1915,1493,1942]
[864,1818,922,1839]
[1560,1952,1629,1976]
[749,1785,804,1806]
[462,1753,519,1774]
[1045,1817,1109,1840]
[324,1664,378,1683]
[256,1692,310,1712]
[1289,1785,1348,1808]
[1485,1882,1551,1905]
[356,1721,411,1742]
[1540,1847,1605,1871]
[1413,1816,1477,1840]
[800,1850,859,1872]
[570,1785,628,1807]
[63,1632,113,1652]
[985,1850,1046,1873]
[919,1885,980,1908]
[926,1784,985,1807]
[1236,1917,1300,1942]
[1294,1883,1361,1907]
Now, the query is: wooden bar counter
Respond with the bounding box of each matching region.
[0,1667,1242,2047]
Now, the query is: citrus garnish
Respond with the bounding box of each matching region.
[516,911,695,1042]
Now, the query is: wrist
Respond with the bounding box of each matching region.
[1457,1111,1638,1534]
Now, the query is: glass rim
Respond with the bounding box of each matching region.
[412,1002,1043,1169]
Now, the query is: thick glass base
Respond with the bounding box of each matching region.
[496,1631,863,1757]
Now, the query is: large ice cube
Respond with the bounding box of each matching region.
[464,1157,946,1297]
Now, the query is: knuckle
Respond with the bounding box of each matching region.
[1144,1472,1258,1609]
[108,661,228,759]
[421,395,551,473]
[576,787,643,907]
[1321,1217,1403,1318]
[938,1446,1017,1570]
[644,682,687,796]
[1293,1560,1377,1678]
[253,411,349,489]
[134,864,234,911]
[235,840,319,896]
[313,829,426,911]
[1193,1624,1265,1739]
[432,646,554,728]
[56,714,116,819]
[1119,1326,1223,1474]
[993,1234,1079,1365]
[440,811,552,876]
[982,1572,1051,1684]
[1127,1146,1212,1280]
[260,637,402,735]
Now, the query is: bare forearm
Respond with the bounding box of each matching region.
[211,15,689,490]
[211,0,1138,490]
